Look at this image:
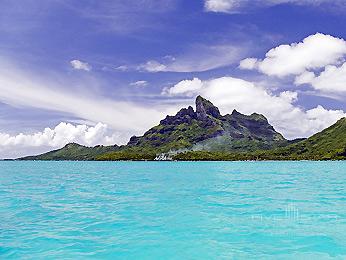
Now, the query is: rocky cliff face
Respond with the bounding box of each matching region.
[196,95,221,120]
[127,96,286,152]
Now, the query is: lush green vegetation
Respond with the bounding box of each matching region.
[265,118,346,160]
[97,149,156,161]
[126,119,224,153]
[173,151,257,161]
[18,97,346,161]
[19,143,120,161]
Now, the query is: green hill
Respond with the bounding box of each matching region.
[267,117,346,160]
[19,143,120,161]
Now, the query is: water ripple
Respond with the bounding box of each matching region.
[1,161,346,259]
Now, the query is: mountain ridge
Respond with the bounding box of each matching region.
[124,95,287,153]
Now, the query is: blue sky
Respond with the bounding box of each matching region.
[1,0,346,158]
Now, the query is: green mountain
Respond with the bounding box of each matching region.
[18,96,346,161]
[124,95,287,152]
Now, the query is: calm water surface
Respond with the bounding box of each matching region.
[0,161,346,259]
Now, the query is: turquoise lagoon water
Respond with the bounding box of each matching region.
[0,161,346,259]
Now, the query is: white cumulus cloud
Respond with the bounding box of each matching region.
[240,33,346,95]
[239,58,258,70]
[240,33,346,77]
[0,122,121,159]
[294,71,316,85]
[295,63,346,93]
[162,78,203,96]
[163,76,346,139]
[70,59,92,71]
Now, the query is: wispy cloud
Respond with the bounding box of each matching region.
[139,60,167,72]
[0,0,179,36]
[204,0,346,13]
[115,65,129,71]
[0,0,54,34]
[130,80,148,87]
[0,60,170,135]
[138,45,246,73]
[76,44,246,74]
[61,0,178,33]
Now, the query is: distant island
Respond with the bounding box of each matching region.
[19,96,346,161]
